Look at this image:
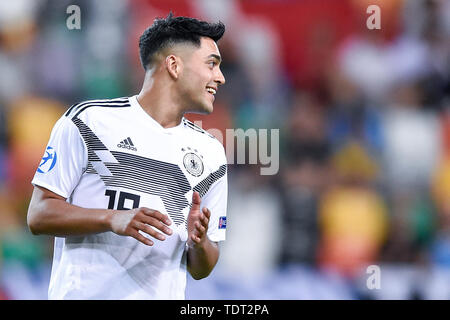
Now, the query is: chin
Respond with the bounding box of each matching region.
[190,103,213,115]
[203,104,214,114]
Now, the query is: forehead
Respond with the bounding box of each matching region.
[196,37,221,57]
[171,37,221,63]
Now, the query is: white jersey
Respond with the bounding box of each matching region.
[32,95,228,300]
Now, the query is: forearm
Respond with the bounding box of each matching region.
[187,238,219,280]
[27,187,113,236]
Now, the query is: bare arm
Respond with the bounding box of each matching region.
[27,185,173,246]
[186,192,220,280]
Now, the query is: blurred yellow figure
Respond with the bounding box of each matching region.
[431,157,450,229]
[7,96,65,195]
[318,142,388,277]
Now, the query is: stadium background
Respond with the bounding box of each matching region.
[0,0,449,299]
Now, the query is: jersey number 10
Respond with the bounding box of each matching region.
[105,190,141,210]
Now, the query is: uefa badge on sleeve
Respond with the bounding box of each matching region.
[37,146,57,173]
[218,216,226,229]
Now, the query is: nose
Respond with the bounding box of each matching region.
[215,68,226,86]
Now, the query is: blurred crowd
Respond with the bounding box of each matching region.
[0,0,449,300]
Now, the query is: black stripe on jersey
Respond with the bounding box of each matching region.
[65,98,129,117]
[184,164,227,230]
[72,117,108,162]
[193,164,227,198]
[70,116,191,227]
[102,151,191,226]
[67,97,129,114]
[183,119,216,139]
[73,102,130,118]
[65,97,130,118]
[64,103,78,117]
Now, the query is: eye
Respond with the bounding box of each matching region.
[208,61,216,68]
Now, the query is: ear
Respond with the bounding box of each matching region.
[165,54,181,79]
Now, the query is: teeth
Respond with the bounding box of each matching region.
[207,88,216,95]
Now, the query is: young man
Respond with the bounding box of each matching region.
[27,13,228,300]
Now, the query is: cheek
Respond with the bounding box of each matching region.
[186,64,210,82]
[178,75,203,102]
[179,66,211,97]
[185,72,208,93]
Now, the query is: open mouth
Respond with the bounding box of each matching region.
[206,87,217,95]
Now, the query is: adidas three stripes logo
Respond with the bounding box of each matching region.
[117,137,137,151]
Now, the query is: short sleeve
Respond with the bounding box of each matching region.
[31,116,87,199]
[201,164,228,243]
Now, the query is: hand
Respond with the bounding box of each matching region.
[187,191,211,247]
[110,208,173,246]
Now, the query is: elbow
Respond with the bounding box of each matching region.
[191,273,209,281]
[27,186,62,236]
[189,268,213,280]
[28,224,40,236]
[27,207,42,235]
[27,217,40,235]
[187,259,215,280]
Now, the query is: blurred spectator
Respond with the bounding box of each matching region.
[0,105,7,184]
[318,142,388,278]
[193,0,289,130]
[6,96,65,198]
[325,65,384,157]
[80,0,129,99]
[339,0,404,102]
[218,166,282,278]
[382,81,441,192]
[277,92,330,265]
[430,156,450,268]
[378,79,440,266]
[0,0,41,104]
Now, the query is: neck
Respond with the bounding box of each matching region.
[136,73,184,128]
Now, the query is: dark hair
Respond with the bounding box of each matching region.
[139,13,225,70]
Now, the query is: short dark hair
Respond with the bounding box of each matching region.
[139,13,225,70]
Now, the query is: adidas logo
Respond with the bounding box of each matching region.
[117,137,137,151]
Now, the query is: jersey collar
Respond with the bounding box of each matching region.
[129,95,184,134]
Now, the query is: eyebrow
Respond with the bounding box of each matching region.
[207,54,222,63]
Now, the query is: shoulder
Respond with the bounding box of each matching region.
[182,118,227,166]
[182,118,216,138]
[64,96,131,120]
[183,118,225,149]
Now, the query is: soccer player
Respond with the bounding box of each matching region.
[27,13,228,300]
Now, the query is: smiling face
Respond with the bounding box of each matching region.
[176,37,226,114]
